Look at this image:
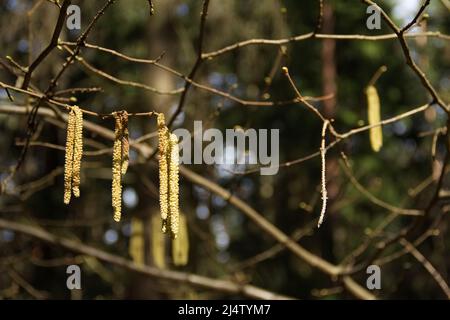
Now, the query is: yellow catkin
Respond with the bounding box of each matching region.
[111,111,129,222]
[157,113,169,232]
[129,217,145,265]
[317,120,329,228]
[168,133,180,239]
[366,85,383,152]
[71,106,83,198]
[172,213,189,266]
[112,113,123,222]
[121,112,129,175]
[151,213,166,269]
[63,107,76,204]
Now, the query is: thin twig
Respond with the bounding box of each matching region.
[400,238,450,299]
[0,104,375,300]
[0,218,292,300]
[21,0,71,89]
[168,0,211,128]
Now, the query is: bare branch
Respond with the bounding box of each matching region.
[0,218,292,300]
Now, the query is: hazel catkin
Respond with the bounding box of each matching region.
[172,213,189,266]
[63,107,76,204]
[157,113,169,232]
[168,133,180,239]
[121,112,129,175]
[112,111,129,222]
[72,106,83,197]
[129,217,145,265]
[151,213,166,269]
[156,114,181,238]
[366,85,383,152]
[63,105,83,204]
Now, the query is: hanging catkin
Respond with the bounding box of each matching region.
[151,213,166,269]
[64,105,83,204]
[157,114,180,238]
[121,113,130,175]
[366,85,383,152]
[172,213,189,266]
[63,108,76,204]
[168,133,180,239]
[112,111,129,222]
[129,217,145,265]
[317,120,329,228]
[157,113,169,232]
[72,107,83,197]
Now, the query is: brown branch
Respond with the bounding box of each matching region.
[54,87,103,96]
[14,140,113,157]
[367,65,387,87]
[0,104,375,300]
[14,167,64,200]
[375,228,438,267]
[0,218,292,300]
[405,117,450,239]
[7,269,49,299]
[229,102,430,175]
[46,0,117,93]
[168,0,210,128]
[60,41,334,107]
[441,0,450,11]
[21,0,71,89]
[202,32,450,59]
[400,1,429,33]
[282,66,328,122]
[230,222,315,272]
[339,156,423,216]
[400,238,450,299]
[336,103,430,139]
[361,0,448,112]
[0,82,156,118]
[9,0,116,185]
[314,0,324,34]
[62,46,182,95]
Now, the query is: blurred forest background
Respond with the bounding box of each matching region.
[0,0,449,299]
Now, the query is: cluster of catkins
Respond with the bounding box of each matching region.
[63,107,186,265]
[157,113,180,239]
[129,212,189,267]
[129,113,186,267]
[63,106,83,204]
[63,107,131,222]
[112,111,130,222]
